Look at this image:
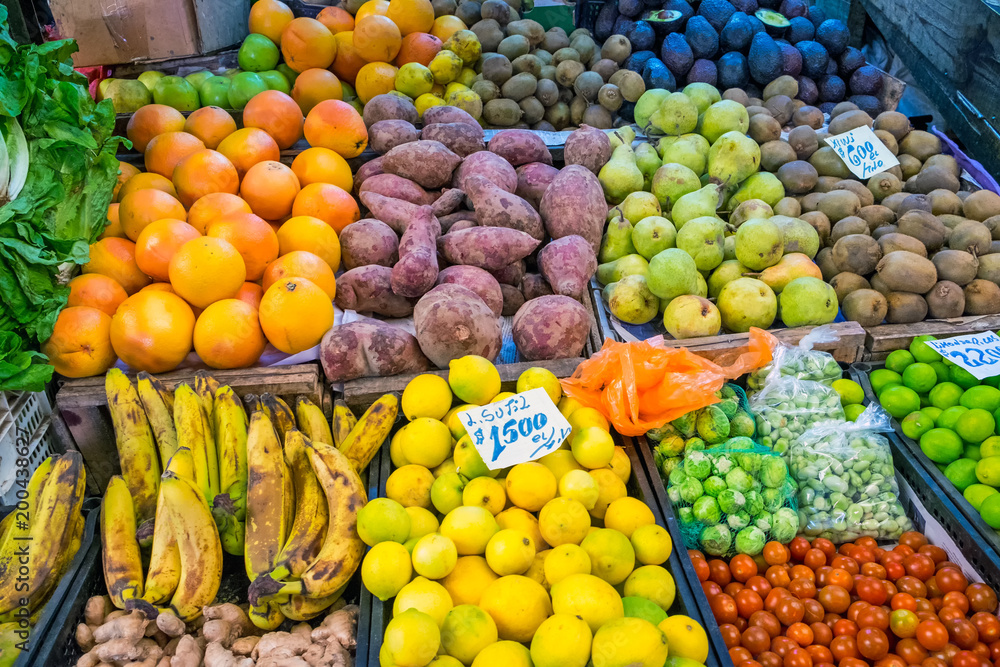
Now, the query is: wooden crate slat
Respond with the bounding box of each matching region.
[652,321,865,364]
[864,315,1000,354]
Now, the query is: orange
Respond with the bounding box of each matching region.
[207,212,280,281]
[317,6,354,34]
[127,104,186,153]
[66,274,128,316]
[262,250,337,299]
[352,15,402,62]
[194,299,267,369]
[183,106,237,149]
[140,282,178,294]
[387,0,435,35]
[41,307,117,378]
[168,237,247,308]
[276,215,342,270]
[355,0,390,20]
[290,147,353,191]
[330,32,368,87]
[113,162,141,202]
[110,291,196,373]
[216,128,281,179]
[281,17,337,73]
[240,161,301,221]
[118,172,177,200]
[258,277,334,353]
[187,193,252,235]
[236,282,264,310]
[290,68,344,115]
[249,0,294,44]
[431,15,467,41]
[119,189,187,241]
[99,203,126,240]
[243,90,304,149]
[303,99,368,158]
[144,131,206,179]
[396,32,442,66]
[292,183,360,233]
[355,62,398,104]
[84,238,152,295]
[135,219,202,282]
[171,149,240,208]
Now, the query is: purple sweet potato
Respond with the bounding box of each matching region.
[539,165,606,252]
[359,191,421,233]
[500,284,525,316]
[490,259,525,286]
[521,273,553,301]
[369,120,421,154]
[352,156,385,196]
[414,284,502,367]
[432,189,466,217]
[440,210,477,231]
[339,219,399,269]
[335,265,414,317]
[464,174,544,240]
[438,227,540,271]
[359,173,434,205]
[515,162,560,209]
[563,124,612,174]
[512,295,591,360]
[320,321,430,382]
[423,105,479,127]
[362,94,419,127]
[488,129,553,167]
[538,235,598,299]
[452,151,518,193]
[383,140,462,189]
[391,205,441,298]
[421,122,485,157]
[436,265,503,316]
[448,218,478,232]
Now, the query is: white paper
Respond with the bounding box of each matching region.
[825,125,900,179]
[924,331,1000,380]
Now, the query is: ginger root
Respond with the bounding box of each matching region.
[75,652,101,667]
[156,612,186,638]
[94,637,160,663]
[84,596,112,627]
[76,623,95,652]
[203,619,240,648]
[93,611,149,644]
[290,623,312,643]
[204,641,256,667]
[253,631,311,660]
[203,603,254,637]
[311,605,359,650]
[170,634,203,667]
[301,642,351,667]
[231,635,259,657]
[255,657,311,667]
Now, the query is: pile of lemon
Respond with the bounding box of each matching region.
[358,355,710,667]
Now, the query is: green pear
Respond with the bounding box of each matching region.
[598,144,644,205]
[735,218,784,271]
[632,216,677,259]
[152,75,200,111]
[730,172,785,208]
[634,89,671,130]
[656,133,710,176]
[606,126,636,150]
[771,215,821,258]
[597,254,649,285]
[647,248,699,301]
[708,260,751,299]
[184,70,214,91]
[779,277,839,327]
[619,191,661,224]
[97,77,116,101]
[663,295,721,339]
[682,82,722,115]
[695,272,708,297]
[676,216,726,271]
[650,92,699,136]
[756,253,823,293]
[137,70,165,92]
[671,183,723,230]
[105,79,152,113]
[699,100,750,144]
[717,277,777,333]
[730,199,774,227]
[651,163,700,211]
[634,142,662,191]
[723,235,736,261]
[599,216,637,263]
[603,275,660,324]
[708,131,761,186]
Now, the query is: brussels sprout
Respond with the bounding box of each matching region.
[703,476,727,497]
[647,423,680,442]
[678,477,704,504]
[668,466,688,487]
[668,486,681,504]
[762,488,784,513]
[655,435,686,458]
[735,526,766,556]
[685,437,706,452]
[693,496,722,524]
[717,489,745,514]
[684,451,712,480]
[660,456,683,478]
[727,510,750,530]
[744,489,764,516]
[713,455,734,475]
[700,524,732,556]
[678,507,694,524]
[726,468,753,493]
[761,457,789,488]
[720,384,737,399]
[672,412,696,437]
[754,512,772,531]
[771,507,800,543]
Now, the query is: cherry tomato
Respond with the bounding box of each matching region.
[689,549,706,560]
[722,623,742,647]
[814,538,836,559]
[790,578,819,600]
[737,589,765,619]
[805,549,828,570]
[812,621,834,646]
[710,559,733,586]
[831,635,860,661]
[920,545,948,564]
[916,598,936,614]
[848,601,871,623]
[971,642,991,661]
[891,610,920,639]
[785,647,813,667]
[972,613,1000,644]
[920,657,948,667]
[885,580,899,598]
[790,536,811,562]
[967,584,999,614]
[894,593,919,612]
[951,650,982,667]
[856,536,878,550]
[772,636,801,658]
[853,548,876,565]
[727,582,747,597]
[832,556,861,576]
[858,627,890,660]
[927,577,944,600]
[765,541,791,566]
[990,640,1000,662]
[858,605,890,632]
[896,638,929,665]
[917,620,950,651]
[900,532,929,550]
[825,612,842,626]
[883,551,906,566]
[904,554,936,581]
[732,646,754,664]
[864,563,889,580]
[794,565,818,582]
[894,545,916,557]
[751,611,783,639]
[732,555,760,583]
[703,581,723,598]
[834,619,860,637]
[939,607,966,625]
[830,569,855,592]
[766,588,791,614]
[788,622,815,646]
[736,616,748,632]
[875,654,908,667]
[898,577,929,598]
[747,575,773,599]
[839,658,868,667]
[804,599,826,624]
[744,626,773,655]
[943,591,971,614]
[742,661,765,667]
[857,575,890,606]
[946,618,979,650]
[768,565,793,589]
[776,597,807,627]
[712,593,739,624]
[759,651,783,667]
[887,561,907,581]
[808,645,834,664]
[819,585,852,614]
[693,556,711,582]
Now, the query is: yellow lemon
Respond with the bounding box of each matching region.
[384,608,440,667]
[441,604,498,665]
[442,29,481,65]
[444,403,473,439]
[538,497,591,547]
[463,477,506,515]
[454,435,499,479]
[591,617,668,667]
[522,549,550,590]
[485,529,535,576]
[431,472,466,514]
[581,528,635,586]
[658,615,709,663]
[443,80,466,100]
[428,49,464,85]
[630,523,673,565]
[609,446,631,483]
[559,396,584,420]
[412,533,458,579]
[530,613,592,667]
[441,555,498,606]
[390,428,410,467]
[540,449,584,482]
[589,468,627,520]
[394,576,454,627]
[604,497,656,538]
[400,417,453,468]
[415,93,446,118]
[449,88,483,119]
[440,505,499,555]
[406,506,440,541]
[433,457,457,478]
[358,497,411,546]
[624,565,676,611]
[448,355,501,405]
[362,541,413,601]
[478,575,552,642]
[496,508,546,552]
[490,391,515,403]
[558,469,600,509]
[471,641,533,667]
[516,367,563,403]
[571,427,616,469]
[457,67,477,87]
[549,573,624,632]
[543,543,591,585]
[395,62,435,98]
[429,656,464,667]
[569,407,610,438]
[387,465,435,508]
[402,373,453,420]
[505,462,557,511]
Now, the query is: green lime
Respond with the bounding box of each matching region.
[956,408,996,443]
[152,75,200,111]
[930,362,950,383]
[879,385,921,420]
[981,436,1000,458]
[886,350,915,374]
[950,364,981,389]
[185,70,213,91]
[966,444,982,461]
[228,72,268,110]
[844,403,865,421]
[902,362,938,393]
[870,369,902,396]
[901,411,934,441]
[910,335,943,363]
[199,76,232,108]
[921,407,943,425]
[984,375,1000,388]
[929,382,964,410]
[976,455,1000,486]
[832,379,865,406]
[919,393,932,409]
[238,33,280,72]
[961,385,1000,412]
[937,406,969,431]
[979,492,1000,528]
[276,63,299,85]
[936,462,949,473]
[920,428,965,464]
[944,458,979,491]
[258,70,290,93]
[964,484,999,510]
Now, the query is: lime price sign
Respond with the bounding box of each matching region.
[924,331,1000,380]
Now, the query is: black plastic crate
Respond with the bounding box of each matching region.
[575,0,605,32]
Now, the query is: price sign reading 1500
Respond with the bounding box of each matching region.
[458,388,573,470]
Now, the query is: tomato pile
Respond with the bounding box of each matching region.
[689,532,1000,667]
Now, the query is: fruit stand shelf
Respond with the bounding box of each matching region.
[861,314,1000,361]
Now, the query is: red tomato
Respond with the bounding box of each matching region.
[807,645,834,664]
[893,593,918,612]
[804,599,826,624]
[903,554,936,581]
[765,542,791,566]
[721,623,742,648]
[768,565,793,589]
[703,581,723,598]
[899,532,929,550]
[858,627,890,660]
[857,605,890,632]
[829,569,855,592]
[874,654,907,667]
[853,548,876,565]
[951,650,983,667]
[973,613,1000,644]
[990,640,1000,662]
[967,584,999,614]
[693,556,710,581]
[831,635,860,661]
[839,658,868,667]
[741,661,765,667]
[784,647,813,667]
[917,620,950,651]
[737,589,765,619]
[939,607,966,625]
[766,588,791,614]
[732,555,759,583]
[747,575,773,599]
[946,618,980,650]
[793,565,818,582]
[819,585,852,614]
[943,591,971,615]
[894,545,915,557]
[814,538,837,559]
[886,561,906,581]
[896,637,929,665]
[727,582,747,597]
[848,601,871,623]
[776,597,807,627]
[812,621,833,646]
[788,622,815,646]
[750,611,783,639]
[744,626,772,655]
[919,545,948,564]
[790,537,811,562]
[863,563,889,580]
[790,578,819,600]
[857,575,890,605]
[898,576,929,598]
[831,556,860,576]
[805,549,827,570]
[772,636,800,658]
[891,609,920,639]
[834,619,860,637]
[689,549,706,560]
[710,559,733,586]
[732,646,754,664]
[759,651,783,667]
[712,593,739,624]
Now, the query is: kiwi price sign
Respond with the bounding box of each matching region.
[459,388,572,470]
[924,331,1000,379]
[825,124,901,179]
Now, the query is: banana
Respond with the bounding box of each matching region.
[0,457,53,583]
[331,400,357,448]
[173,384,213,504]
[137,371,178,465]
[244,393,263,413]
[194,371,219,430]
[295,396,334,446]
[214,386,248,519]
[262,394,296,445]
[100,475,144,609]
[202,398,220,499]
[105,368,161,523]
[279,585,347,621]
[244,411,293,583]
[0,622,24,666]
[165,448,197,487]
[29,508,84,622]
[248,601,285,631]
[142,489,180,605]
[268,430,328,581]
[339,394,398,473]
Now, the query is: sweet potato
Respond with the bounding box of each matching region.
[491,259,525,286]
[564,124,612,174]
[362,94,419,127]
[383,140,462,189]
[352,156,385,196]
[515,162,560,209]
[512,295,591,360]
[421,122,485,157]
[538,235,598,299]
[423,105,479,127]
[453,151,517,193]
[436,265,504,316]
[335,265,414,317]
[501,284,525,316]
[449,218,478,232]
[521,273,553,300]
[359,173,434,206]
[488,129,553,167]
[432,189,466,217]
[539,165,606,252]
[391,205,441,298]
[414,284,502,367]
[439,210,477,231]
[465,174,544,240]
[321,321,431,382]
[339,219,399,269]
[359,191,421,233]
[438,227,540,270]
[369,120,421,154]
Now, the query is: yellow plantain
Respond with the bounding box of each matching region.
[136,371,178,466]
[165,448,197,488]
[105,369,160,524]
[193,371,219,430]
[339,394,398,473]
[214,387,248,518]
[244,411,292,582]
[248,601,285,631]
[295,396,334,446]
[141,491,179,605]
[173,384,213,504]
[29,508,84,622]
[0,622,24,666]
[0,457,53,583]
[262,394,296,445]
[331,400,357,448]
[100,475,144,609]
[202,400,220,498]
[269,431,328,581]
[278,584,347,621]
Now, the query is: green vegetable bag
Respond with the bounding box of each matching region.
[747,325,844,395]
[750,375,846,455]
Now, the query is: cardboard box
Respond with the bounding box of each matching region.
[50,0,251,67]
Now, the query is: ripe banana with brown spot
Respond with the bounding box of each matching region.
[244,411,292,583]
[295,396,333,446]
[100,474,144,610]
[268,430,328,581]
[331,400,357,448]
[339,394,398,473]
[173,384,213,504]
[137,371,178,465]
[105,369,160,524]
[0,457,52,583]
[262,393,296,445]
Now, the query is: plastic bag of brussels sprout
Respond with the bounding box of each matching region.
[791,403,913,543]
[665,437,798,558]
[746,326,844,395]
[750,376,846,455]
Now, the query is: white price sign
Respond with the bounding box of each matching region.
[924,332,1000,380]
[458,388,572,470]
[825,125,900,179]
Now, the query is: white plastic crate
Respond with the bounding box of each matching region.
[0,391,59,505]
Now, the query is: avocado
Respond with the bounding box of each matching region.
[684,15,720,59]
[660,32,694,77]
[746,13,767,37]
[686,59,718,86]
[748,31,782,84]
[849,94,881,117]
[758,0,780,8]
[628,20,656,51]
[718,51,750,89]
[754,9,790,36]
[807,4,827,27]
[595,2,620,41]
[815,19,849,56]
[644,9,685,37]
[796,75,818,105]
[619,101,636,122]
[663,0,695,28]
[614,15,637,37]
[780,42,802,76]
[818,74,846,102]
[624,50,657,73]
[720,12,754,52]
[779,0,807,17]
[787,16,814,43]
[697,0,736,31]
[796,40,829,78]
[850,65,883,96]
[825,56,839,75]
[730,0,759,11]
[818,102,836,115]
[838,47,866,78]
[618,0,643,19]
[642,57,677,90]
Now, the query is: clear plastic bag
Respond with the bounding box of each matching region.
[750,376,846,455]
[747,326,844,394]
[790,404,913,543]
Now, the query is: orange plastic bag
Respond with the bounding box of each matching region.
[561,328,778,436]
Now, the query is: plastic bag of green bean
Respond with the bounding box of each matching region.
[791,404,913,543]
[746,326,844,394]
[749,376,846,455]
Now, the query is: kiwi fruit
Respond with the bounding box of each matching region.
[484,98,523,126]
[816,247,840,281]
[498,34,530,60]
[544,27,570,53]
[570,35,597,62]
[760,141,798,172]
[456,1,482,25]
[552,47,581,65]
[556,60,586,87]
[873,111,911,141]
[775,161,819,195]
[433,0,458,16]
[534,79,558,106]
[831,217,870,244]
[471,18,505,52]
[867,172,902,203]
[898,154,922,180]
[472,80,500,103]
[600,34,630,64]
[787,126,819,160]
[871,225,898,241]
[608,70,644,102]
[591,59,619,82]
[830,101,860,118]
[843,289,888,326]
[569,95,587,125]
[879,233,928,258]
[813,176,842,193]
[983,214,1000,240]
[924,154,961,179]
[913,166,961,194]
[963,191,1000,222]
[897,194,933,216]
[544,101,570,129]
[723,88,750,105]
[899,130,942,162]
[897,210,947,251]
[870,273,891,296]
[834,180,875,208]
[857,205,896,231]
[482,54,513,85]
[992,240,1000,253]
[928,189,963,215]
[964,279,1000,314]
[833,234,882,275]
[800,192,826,213]
[581,104,613,128]
[540,65,557,81]
[874,130,898,155]
[749,114,782,144]
[532,120,556,132]
[818,190,862,222]
[774,197,801,217]
[887,166,904,180]
[481,0,512,23]
[792,106,824,129]
[977,254,1000,283]
[948,220,992,255]
[881,193,909,214]
[501,72,537,101]
[511,54,543,78]
[573,71,603,101]
[924,280,966,318]
[886,292,928,323]
[931,249,978,285]
[830,272,871,303]
[800,210,831,244]
[763,75,798,99]
[763,95,794,125]
[593,84,620,111]
[876,251,938,293]
[506,19,545,47]
[828,109,874,135]
[809,147,853,178]
[938,214,969,230]
[518,96,544,124]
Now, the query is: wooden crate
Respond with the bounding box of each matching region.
[863,315,1000,361]
[55,364,329,495]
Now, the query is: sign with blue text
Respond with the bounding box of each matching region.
[825,125,900,179]
[924,332,1000,380]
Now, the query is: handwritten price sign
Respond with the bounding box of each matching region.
[924,332,1000,380]
[458,388,572,470]
[825,125,900,179]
